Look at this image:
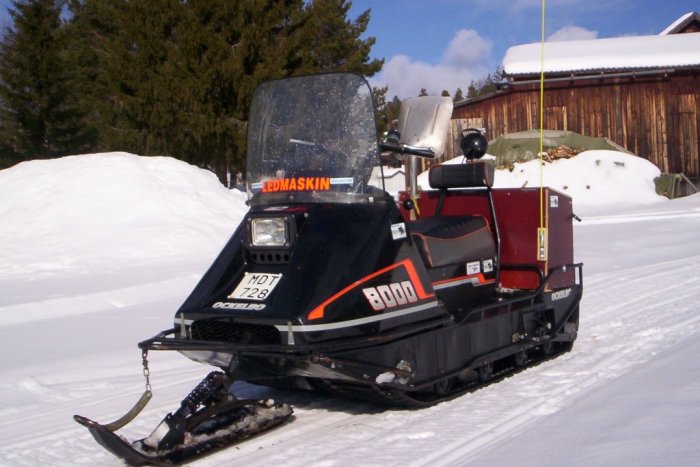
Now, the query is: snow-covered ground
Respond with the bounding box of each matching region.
[1,151,699,466]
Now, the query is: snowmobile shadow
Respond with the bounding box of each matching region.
[230,381,388,415]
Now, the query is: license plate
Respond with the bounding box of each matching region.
[228,273,283,301]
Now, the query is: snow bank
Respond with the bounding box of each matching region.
[493,150,666,208]
[371,165,405,195]
[0,148,667,305]
[1,150,667,281]
[0,152,247,279]
[1,149,667,282]
[418,150,667,212]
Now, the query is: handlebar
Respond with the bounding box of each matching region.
[379,141,436,158]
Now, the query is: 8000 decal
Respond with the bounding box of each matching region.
[362,281,418,311]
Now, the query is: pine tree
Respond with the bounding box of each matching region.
[68,0,193,157]
[0,0,95,167]
[418,88,428,97]
[493,65,505,82]
[453,87,464,102]
[373,86,401,135]
[372,85,389,131]
[384,95,401,130]
[479,73,497,96]
[466,81,479,99]
[65,1,119,147]
[295,0,383,76]
[64,0,385,184]
[461,67,505,101]
[441,90,450,97]
[68,0,304,182]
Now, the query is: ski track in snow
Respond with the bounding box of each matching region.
[208,255,700,467]
[0,273,200,326]
[2,235,698,466]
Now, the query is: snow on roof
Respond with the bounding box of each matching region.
[660,11,700,35]
[502,32,700,76]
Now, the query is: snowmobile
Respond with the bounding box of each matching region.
[75,72,582,465]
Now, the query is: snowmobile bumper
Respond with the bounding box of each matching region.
[138,315,453,390]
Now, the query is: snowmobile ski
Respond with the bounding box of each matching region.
[74,371,293,466]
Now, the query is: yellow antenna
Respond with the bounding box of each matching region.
[537,0,548,261]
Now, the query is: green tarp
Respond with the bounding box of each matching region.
[487,130,630,168]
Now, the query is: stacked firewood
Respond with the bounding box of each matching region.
[545,145,580,161]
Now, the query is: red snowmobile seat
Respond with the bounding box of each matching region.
[408,161,496,268]
[410,216,495,268]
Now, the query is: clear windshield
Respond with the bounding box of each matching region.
[246,73,383,205]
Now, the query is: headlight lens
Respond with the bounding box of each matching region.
[250,217,288,247]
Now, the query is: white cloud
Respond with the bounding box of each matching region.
[442,29,493,67]
[371,29,493,99]
[547,25,598,42]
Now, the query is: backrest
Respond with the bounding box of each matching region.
[429,161,495,189]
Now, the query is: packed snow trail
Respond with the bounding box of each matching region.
[457,335,700,467]
[197,258,700,467]
[3,199,698,467]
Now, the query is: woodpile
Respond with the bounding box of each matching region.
[546,145,580,161]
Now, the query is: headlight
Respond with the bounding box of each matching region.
[250,217,288,247]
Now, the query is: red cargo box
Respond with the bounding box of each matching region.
[402,187,575,290]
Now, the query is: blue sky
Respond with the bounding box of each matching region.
[348,0,699,97]
[0,0,697,98]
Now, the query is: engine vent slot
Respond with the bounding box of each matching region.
[247,250,291,264]
[190,321,280,345]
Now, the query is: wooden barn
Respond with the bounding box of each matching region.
[451,12,700,183]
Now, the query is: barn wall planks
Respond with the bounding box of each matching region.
[452,72,700,178]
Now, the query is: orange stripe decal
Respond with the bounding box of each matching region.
[402,259,433,300]
[307,259,433,320]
